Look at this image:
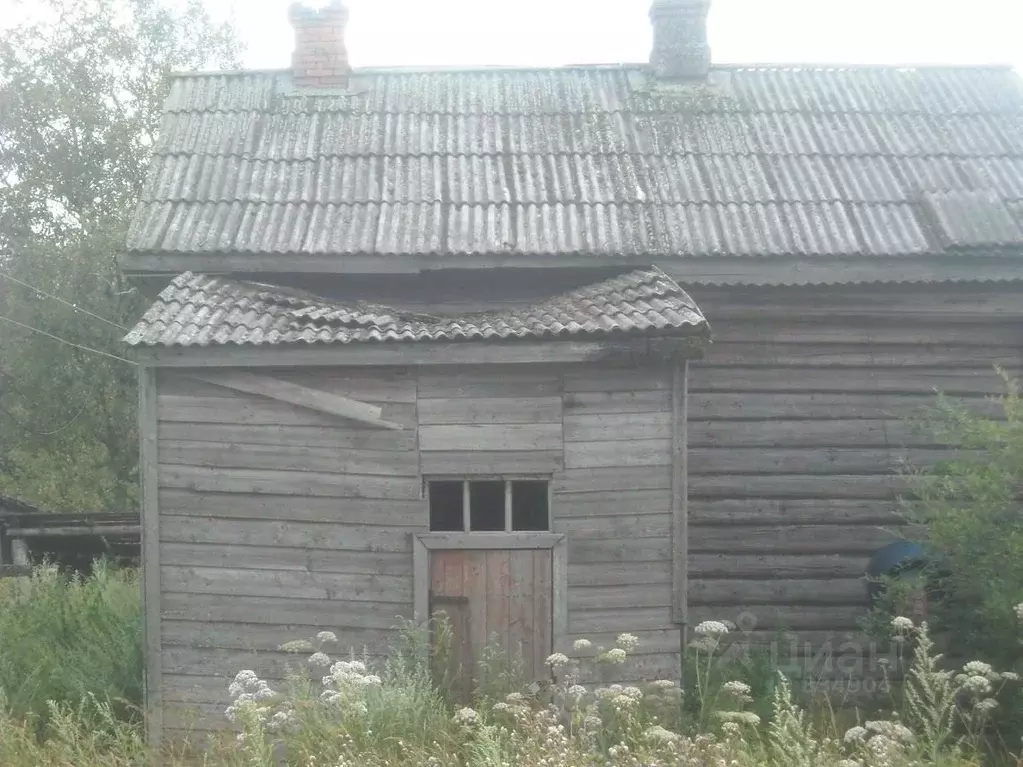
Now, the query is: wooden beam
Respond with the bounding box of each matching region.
[189,372,403,431]
[413,536,429,625]
[139,365,163,747]
[416,532,565,551]
[9,525,140,538]
[671,361,689,627]
[137,339,658,369]
[120,251,1023,286]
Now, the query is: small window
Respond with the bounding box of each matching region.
[427,479,550,532]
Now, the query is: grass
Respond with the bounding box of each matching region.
[0,567,1016,766]
[0,562,142,726]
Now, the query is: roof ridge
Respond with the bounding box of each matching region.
[167,62,1019,79]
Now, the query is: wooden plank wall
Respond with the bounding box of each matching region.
[156,369,422,733]
[558,366,682,682]
[685,284,1023,663]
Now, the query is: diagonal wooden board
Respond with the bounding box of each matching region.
[189,372,404,431]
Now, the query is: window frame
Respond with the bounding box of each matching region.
[425,475,553,534]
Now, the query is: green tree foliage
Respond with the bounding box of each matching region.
[900,369,1023,663]
[0,0,240,511]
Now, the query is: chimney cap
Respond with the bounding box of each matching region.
[289,0,348,24]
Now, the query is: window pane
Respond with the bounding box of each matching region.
[512,481,549,531]
[429,481,463,531]
[469,481,505,531]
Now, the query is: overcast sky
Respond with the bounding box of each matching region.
[206,0,1022,73]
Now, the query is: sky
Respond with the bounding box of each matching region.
[205,0,1023,73]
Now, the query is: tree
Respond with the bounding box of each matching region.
[0,0,240,511]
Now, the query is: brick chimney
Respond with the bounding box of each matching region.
[649,0,712,81]
[289,1,350,88]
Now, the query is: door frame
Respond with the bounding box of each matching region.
[413,532,568,651]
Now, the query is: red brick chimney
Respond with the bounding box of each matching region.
[288,1,350,88]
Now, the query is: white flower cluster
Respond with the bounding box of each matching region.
[572,638,592,652]
[599,647,627,664]
[890,616,915,632]
[722,680,753,703]
[1015,603,1023,622]
[452,707,479,727]
[714,710,761,726]
[544,652,570,668]
[694,620,730,636]
[320,659,381,712]
[616,633,640,652]
[845,719,914,761]
[225,670,276,725]
[643,725,680,744]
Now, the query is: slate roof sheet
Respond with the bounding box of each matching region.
[124,268,708,347]
[126,65,1023,261]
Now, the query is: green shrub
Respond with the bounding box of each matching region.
[0,561,142,725]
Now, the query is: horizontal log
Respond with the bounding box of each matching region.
[562,368,671,394]
[416,368,562,399]
[555,513,671,540]
[419,423,562,451]
[688,392,999,421]
[689,499,900,526]
[707,317,1023,346]
[569,537,670,565]
[553,489,671,518]
[569,606,674,634]
[554,466,671,495]
[689,553,871,580]
[703,343,1021,368]
[160,515,415,553]
[571,583,673,610]
[162,592,412,630]
[160,543,414,577]
[689,524,901,555]
[689,419,934,448]
[161,565,411,604]
[157,489,425,527]
[563,390,671,415]
[564,439,670,469]
[687,604,867,632]
[158,421,416,451]
[161,620,396,655]
[159,440,418,476]
[162,646,337,680]
[688,577,868,607]
[276,369,417,404]
[418,396,562,425]
[158,465,423,500]
[568,561,671,588]
[420,450,562,475]
[689,474,906,500]
[689,447,955,476]
[689,366,1016,395]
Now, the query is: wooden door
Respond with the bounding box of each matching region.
[429,548,552,698]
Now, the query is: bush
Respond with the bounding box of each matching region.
[0,562,142,725]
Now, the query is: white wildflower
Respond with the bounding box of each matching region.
[308,652,331,667]
[595,686,617,700]
[453,707,479,727]
[622,686,643,699]
[651,679,678,690]
[601,648,627,664]
[891,616,914,632]
[583,715,602,730]
[715,710,761,726]
[545,652,570,668]
[721,721,741,737]
[723,680,752,702]
[963,675,993,695]
[643,725,680,744]
[1002,671,1019,681]
[1015,603,1023,621]
[612,694,638,709]
[278,639,315,653]
[865,721,914,742]
[573,638,593,652]
[316,631,338,644]
[616,633,640,651]
[505,692,524,703]
[567,684,587,699]
[975,698,999,712]
[688,635,719,652]
[492,702,511,713]
[844,726,868,743]
[964,661,994,677]
[694,620,730,636]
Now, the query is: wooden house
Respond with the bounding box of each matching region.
[122,0,1023,739]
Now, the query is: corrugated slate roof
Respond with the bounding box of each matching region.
[124,267,708,347]
[126,65,1023,262]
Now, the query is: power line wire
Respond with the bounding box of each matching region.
[0,313,136,365]
[0,271,128,331]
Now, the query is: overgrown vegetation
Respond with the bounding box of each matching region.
[0,563,142,726]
